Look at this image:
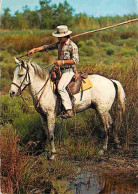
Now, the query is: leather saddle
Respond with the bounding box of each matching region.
[67,72,88,96]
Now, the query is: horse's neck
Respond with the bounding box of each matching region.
[29,71,51,99]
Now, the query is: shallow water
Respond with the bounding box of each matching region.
[69,170,138,194]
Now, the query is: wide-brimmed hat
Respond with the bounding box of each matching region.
[52,25,72,38]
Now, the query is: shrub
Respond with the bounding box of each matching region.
[1,94,30,124]
[99,42,113,48]
[1,62,15,80]
[79,48,87,56]
[118,48,136,57]
[80,45,96,56]
[0,51,13,62]
[106,46,115,55]
[0,78,12,89]
[1,95,24,124]
[116,39,125,46]
[120,31,137,39]
[103,56,115,64]
[13,113,44,143]
[86,39,96,46]
[125,38,137,47]
[78,40,85,48]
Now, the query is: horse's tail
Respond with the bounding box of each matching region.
[111,79,126,113]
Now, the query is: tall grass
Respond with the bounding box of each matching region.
[1,125,32,193]
[1,125,77,193]
[0,33,55,54]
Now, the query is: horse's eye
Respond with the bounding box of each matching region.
[18,74,23,77]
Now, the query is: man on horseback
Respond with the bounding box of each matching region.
[27,25,79,119]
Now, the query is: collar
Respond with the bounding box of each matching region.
[60,38,70,46]
[65,38,70,45]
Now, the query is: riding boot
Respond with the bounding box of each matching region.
[61,109,73,119]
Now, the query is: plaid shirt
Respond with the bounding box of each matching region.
[43,39,79,64]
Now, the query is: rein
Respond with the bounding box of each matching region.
[36,77,50,108]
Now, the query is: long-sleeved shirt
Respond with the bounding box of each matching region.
[43,39,79,65]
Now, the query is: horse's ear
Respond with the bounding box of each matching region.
[19,60,26,75]
[19,66,26,75]
[14,57,20,64]
[21,60,25,67]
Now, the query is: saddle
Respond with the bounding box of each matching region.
[67,72,88,96]
[50,66,88,96]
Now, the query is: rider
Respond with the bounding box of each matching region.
[27,25,79,119]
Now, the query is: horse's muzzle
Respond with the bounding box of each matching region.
[10,91,15,98]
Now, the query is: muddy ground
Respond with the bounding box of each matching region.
[80,156,138,178]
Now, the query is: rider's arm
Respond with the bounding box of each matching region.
[41,42,59,52]
[27,42,59,56]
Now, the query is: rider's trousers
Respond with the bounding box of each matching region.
[58,68,74,110]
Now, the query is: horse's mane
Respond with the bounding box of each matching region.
[31,61,48,80]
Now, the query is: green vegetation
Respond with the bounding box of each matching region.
[1,0,137,30]
[1,9,138,193]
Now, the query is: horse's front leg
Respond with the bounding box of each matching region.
[40,115,48,143]
[47,111,56,160]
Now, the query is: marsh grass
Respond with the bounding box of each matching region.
[1,125,77,193]
[0,33,55,54]
[1,125,33,193]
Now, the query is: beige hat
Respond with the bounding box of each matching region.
[52,25,72,38]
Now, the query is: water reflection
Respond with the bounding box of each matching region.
[70,171,138,194]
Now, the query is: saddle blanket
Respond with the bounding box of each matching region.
[80,77,93,92]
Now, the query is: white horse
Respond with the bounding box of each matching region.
[10,58,125,159]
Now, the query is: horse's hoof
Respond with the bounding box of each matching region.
[98,150,104,156]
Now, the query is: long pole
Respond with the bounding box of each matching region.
[71,18,138,39]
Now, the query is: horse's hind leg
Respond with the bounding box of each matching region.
[100,111,112,152]
[112,123,121,148]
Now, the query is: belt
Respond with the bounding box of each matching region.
[60,66,72,70]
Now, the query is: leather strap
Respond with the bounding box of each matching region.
[36,77,50,108]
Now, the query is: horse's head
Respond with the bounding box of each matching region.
[9,58,30,98]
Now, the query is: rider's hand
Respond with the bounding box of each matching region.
[27,48,37,56]
[55,60,63,67]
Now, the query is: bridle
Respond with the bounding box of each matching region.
[11,65,30,95]
[11,63,50,108]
